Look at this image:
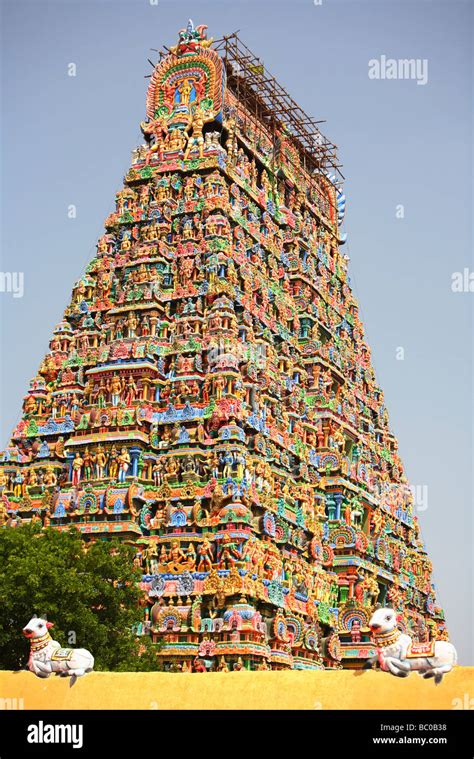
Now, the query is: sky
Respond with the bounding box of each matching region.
[0,0,472,664]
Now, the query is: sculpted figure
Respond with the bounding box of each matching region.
[183,105,215,161]
[117,448,131,483]
[140,114,169,164]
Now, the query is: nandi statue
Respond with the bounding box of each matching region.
[23,615,94,686]
[365,607,457,684]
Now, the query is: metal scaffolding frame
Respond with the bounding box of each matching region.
[214,32,344,182]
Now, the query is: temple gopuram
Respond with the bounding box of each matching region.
[0,22,447,671]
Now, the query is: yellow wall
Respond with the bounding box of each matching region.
[0,668,472,710]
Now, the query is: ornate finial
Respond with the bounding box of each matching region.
[169,20,213,56]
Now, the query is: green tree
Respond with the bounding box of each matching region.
[0,523,161,671]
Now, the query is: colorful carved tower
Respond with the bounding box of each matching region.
[0,21,447,671]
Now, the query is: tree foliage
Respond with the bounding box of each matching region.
[0,524,160,671]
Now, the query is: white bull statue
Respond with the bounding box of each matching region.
[23,614,94,686]
[365,607,457,684]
